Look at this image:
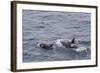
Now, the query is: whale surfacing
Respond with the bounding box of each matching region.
[37,42,54,50]
[55,38,87,53]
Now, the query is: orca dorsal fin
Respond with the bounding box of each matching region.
[71,38,75,43]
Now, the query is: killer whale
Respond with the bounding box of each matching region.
[55,38,87,52]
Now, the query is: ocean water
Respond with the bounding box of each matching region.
[22,10,91,63]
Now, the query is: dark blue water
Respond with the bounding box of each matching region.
[22,10,91,63]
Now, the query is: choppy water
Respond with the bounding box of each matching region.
[22,10,91,63]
